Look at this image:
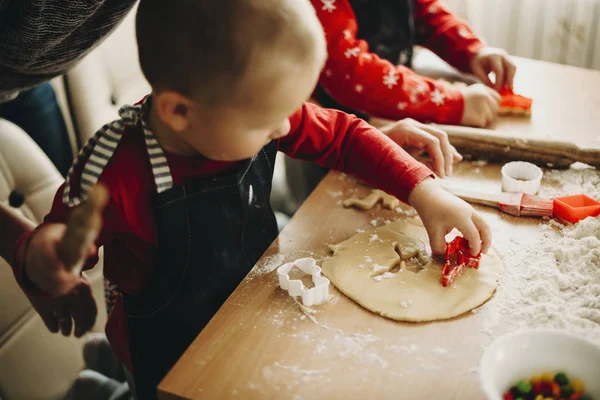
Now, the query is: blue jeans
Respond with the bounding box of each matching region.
[0,83,72,176]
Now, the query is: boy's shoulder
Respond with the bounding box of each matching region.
[65,122,154,205]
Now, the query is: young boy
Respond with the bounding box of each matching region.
[13,0,491,398]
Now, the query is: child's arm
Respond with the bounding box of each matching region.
[310,0,464,125]
[414,0,517,89]
[413,0,484,73]
[279,103,491,254]
[279,103,432,203]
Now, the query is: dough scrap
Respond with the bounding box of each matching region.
[343,189,400,210]
[321,220,501,322]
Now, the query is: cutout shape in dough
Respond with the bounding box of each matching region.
[321,220,500,322]
[343,189,400,210]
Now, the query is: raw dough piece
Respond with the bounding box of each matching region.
[321,219,501,322]
[343,189,400,210]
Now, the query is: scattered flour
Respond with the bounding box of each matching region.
[373,271,396,281]
[371,263,388,273]
[400,300,413,308]
[251,253,286,276]
[369,234,382,243]
[483,214,600,342]
[538,163,600,200]
[395,207,418,217]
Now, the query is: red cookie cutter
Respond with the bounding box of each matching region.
[441,236,481,287]
[498,88,532,116]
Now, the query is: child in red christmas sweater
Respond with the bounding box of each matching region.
[311,0,516,128]
[13,0,491,398]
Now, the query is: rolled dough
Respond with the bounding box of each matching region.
[322,219,501,322]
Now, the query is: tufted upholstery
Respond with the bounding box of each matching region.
[66,5,150,144]
[0,119,107,400]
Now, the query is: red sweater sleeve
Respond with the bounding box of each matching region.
[311,0,464,124]
[413,0,485,72]
[279,103,433,203]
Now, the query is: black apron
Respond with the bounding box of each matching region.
[315,0,415,118]
[125,141,279,399]
[64,101,279,400]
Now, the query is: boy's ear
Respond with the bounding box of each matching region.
[153,91,193,132]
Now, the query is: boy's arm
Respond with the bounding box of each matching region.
[413,0,485,72]
[310,0,464,125]
[279,103,433,203]
[279,103,492,256]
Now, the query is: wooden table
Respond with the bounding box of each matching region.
[158,58,600,399]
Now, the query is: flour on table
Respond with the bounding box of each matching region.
[481,164,600,342]
[538,163,600,200]
[251,253,286,275]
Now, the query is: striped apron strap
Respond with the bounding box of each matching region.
[62,98,174,207]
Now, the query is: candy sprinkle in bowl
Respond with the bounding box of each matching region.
[480,330,600,400]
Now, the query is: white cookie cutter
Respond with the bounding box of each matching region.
[277,258,330,306]
[501,161,543,194]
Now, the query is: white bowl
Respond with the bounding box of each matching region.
[480,330,600,400]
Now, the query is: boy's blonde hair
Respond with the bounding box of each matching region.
[136,0,324,107]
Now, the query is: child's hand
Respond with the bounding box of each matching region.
[408,177,492,256]
[380,118,462,178]
[24,223,93,296]
[470,47,517,90]
[460,83,500,127]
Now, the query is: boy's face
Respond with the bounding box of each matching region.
[182,56,323,161]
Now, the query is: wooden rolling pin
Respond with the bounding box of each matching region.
[434,125,600,168]
[57,184,109,274]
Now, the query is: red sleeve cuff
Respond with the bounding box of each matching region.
[432,84,464,125]
[13,226,52,298]
[380,159,434,204]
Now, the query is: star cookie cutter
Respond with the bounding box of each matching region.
[441,236,481,287]
[277,258,330,306]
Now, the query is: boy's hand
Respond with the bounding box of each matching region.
[460,83,500,127]
[25,274,98,337]
[470,47,517,90]
[408,178,492,256]
[380,118,462,178]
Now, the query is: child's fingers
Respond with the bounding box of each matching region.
[428,228,447,255]
[70,286,96,338]
[74,275,98,337]
[504,58,517,89]
[54,303,73,336]
[422,124,454,177]
[451,145,463,162]
[29,296,60,333]
[472,63,493,87]
[40,310,60,333]
[472,213,492,254]
[490,57,505,90]
[455,219,482,256]
[420,133,445,178]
